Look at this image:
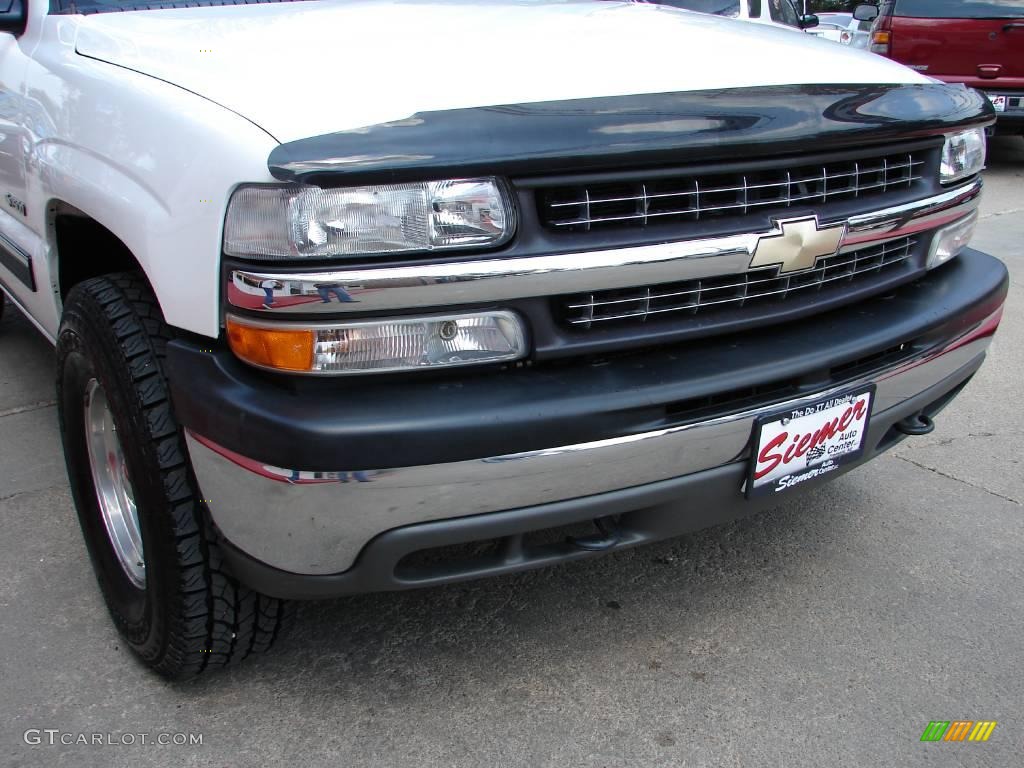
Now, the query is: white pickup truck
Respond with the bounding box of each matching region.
[0,0,1007,680]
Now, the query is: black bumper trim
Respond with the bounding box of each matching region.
[223,355,982,600]
[167,249,1007,472]
[0,232,34,291]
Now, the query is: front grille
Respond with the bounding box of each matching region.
[562,236,915,329]
[539,150,925,232]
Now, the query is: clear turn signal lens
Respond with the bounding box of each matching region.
[927,211,978,270]
[227,312,527,375]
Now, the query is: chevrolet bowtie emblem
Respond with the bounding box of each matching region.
[749,217,847,274]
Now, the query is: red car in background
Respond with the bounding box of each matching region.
[861,0,1024,135]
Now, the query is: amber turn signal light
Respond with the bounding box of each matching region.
[870,30,891,55]
[226,318,314,372]
[225,311,527,375]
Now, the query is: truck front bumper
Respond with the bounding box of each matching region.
[167,249,1008,599]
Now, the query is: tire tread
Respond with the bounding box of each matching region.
[60,272,291,680]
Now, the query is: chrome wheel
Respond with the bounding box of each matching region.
[84,378,145,588]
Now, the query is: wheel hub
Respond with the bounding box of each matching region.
[84,379,146,588]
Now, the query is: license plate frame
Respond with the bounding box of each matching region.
[745,384,876,499]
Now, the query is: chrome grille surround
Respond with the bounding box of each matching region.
[540,151,926,231]
[563,237,916,329]
[227,179,981,319]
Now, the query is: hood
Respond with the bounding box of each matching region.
[74,0,930,143]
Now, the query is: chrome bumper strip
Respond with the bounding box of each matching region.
[187,316,995,575]
[228,180,982,316]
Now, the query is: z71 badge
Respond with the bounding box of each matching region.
[5,193,26,217]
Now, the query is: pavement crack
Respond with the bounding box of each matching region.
[979,207,1024,220]
[894,454,1022,506]
[0,400,57,419]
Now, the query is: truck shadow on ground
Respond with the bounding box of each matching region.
[184,483,874,697]
[0,306,57,411]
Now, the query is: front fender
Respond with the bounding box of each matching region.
[24,22,277,339]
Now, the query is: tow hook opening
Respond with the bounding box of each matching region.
[895,412,936,436]
[568,515,623,552]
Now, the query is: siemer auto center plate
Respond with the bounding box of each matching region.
[746,385,875,498]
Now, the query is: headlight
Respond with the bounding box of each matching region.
[940,128,986,185]
[224,178,515,259]
[225,311,527,375]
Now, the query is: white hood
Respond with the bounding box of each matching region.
[74,0,929,143]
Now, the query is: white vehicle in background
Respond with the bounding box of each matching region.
[636,0,821,32]
[811,12,873,48]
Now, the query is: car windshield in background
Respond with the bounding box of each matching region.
[895,0,1024,18]
[638,0,741,16]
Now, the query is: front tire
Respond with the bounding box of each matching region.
[57,273,291,680]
